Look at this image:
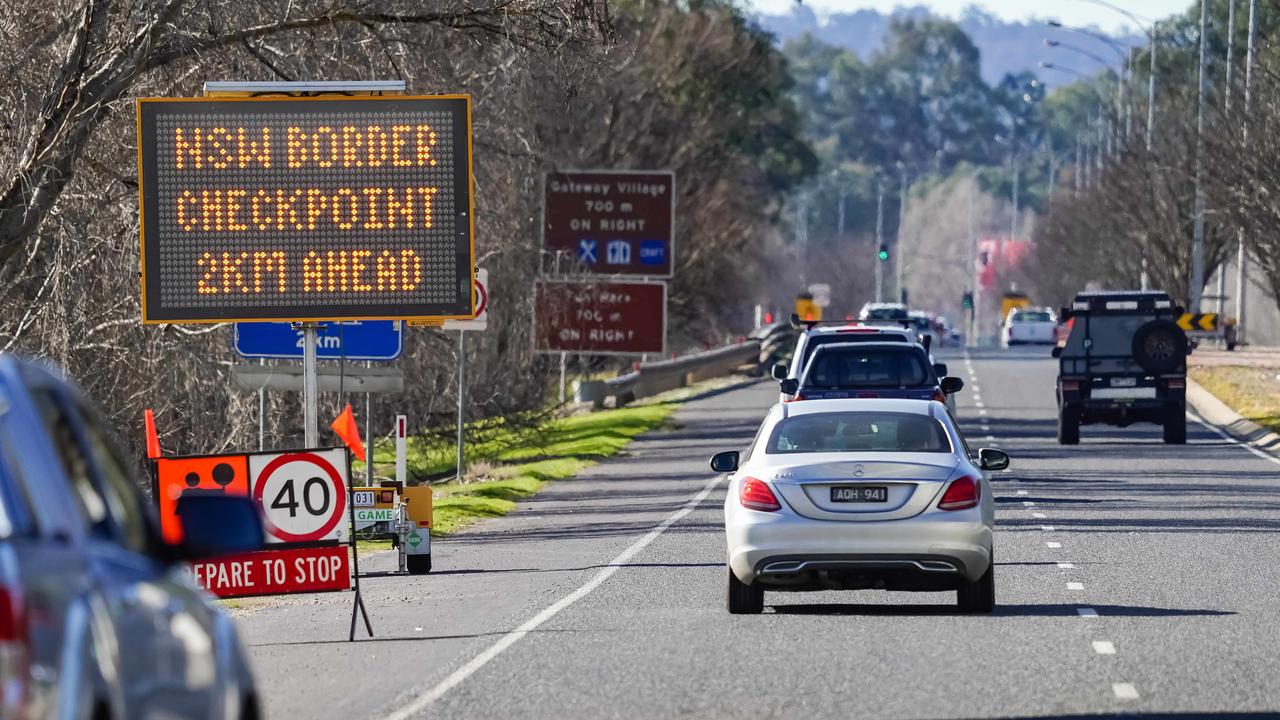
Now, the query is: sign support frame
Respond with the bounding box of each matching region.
[346,449,374,641]
[303,324,319,448]
[456,329,466,480]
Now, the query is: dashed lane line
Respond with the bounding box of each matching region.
[1046,541,1062,548]
[1093,641,1116,655]
[1058,562,1074,569]
[1033,513,1047,519]
[1112,683,1140,700]
[1067,582,1084,591]
[1077,608,1099,618]
[381,473,725,719]
[1023,501,1036,507]
[1042,525,1056,531]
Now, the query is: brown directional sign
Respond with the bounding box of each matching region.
[534,279,666,355]
[136,95,475,323]
[543,170,675,278]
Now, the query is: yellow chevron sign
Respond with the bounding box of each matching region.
[1176,313,1218,332]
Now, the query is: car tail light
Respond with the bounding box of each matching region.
[938,476,980,511]
[1060,380,1080,392]
[740,477,781,512]
[0,587,29,714]
[1166,378,1186,389]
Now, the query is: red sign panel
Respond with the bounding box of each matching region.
[190,545,350,598]
[535,279,666,355]
[543,171,675,278]
[155,455,250,543]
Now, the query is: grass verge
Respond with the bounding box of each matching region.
[1189,365,1280,434]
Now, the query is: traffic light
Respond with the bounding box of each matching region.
[878,244,890,262]
[962,291,974,310]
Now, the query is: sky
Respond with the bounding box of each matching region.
[748,0,1193,34]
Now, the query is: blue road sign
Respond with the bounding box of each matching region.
[578,239,598,264]
[234,321,404,361]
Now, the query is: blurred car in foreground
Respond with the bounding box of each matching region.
[0,356,264,719]
[1054,290,1189,445]
[1002,306,1058,347]
[713,399,1006,614]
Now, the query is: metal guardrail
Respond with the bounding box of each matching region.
[573,340,765,408]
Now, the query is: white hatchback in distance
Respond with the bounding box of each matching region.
[1002,307,1058,346]
[713,399,1005,614]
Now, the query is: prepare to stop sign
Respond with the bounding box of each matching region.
[250,448,349,544]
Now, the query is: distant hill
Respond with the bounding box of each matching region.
[754,4,1142,86]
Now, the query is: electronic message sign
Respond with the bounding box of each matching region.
[136,95,475,323]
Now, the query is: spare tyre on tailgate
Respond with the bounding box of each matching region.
[1130,319,1187,374]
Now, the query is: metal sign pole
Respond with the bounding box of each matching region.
[364,362,373,483]
[456,330,466,480]
[559,352,567,403]
[303,325,319,447]
[258,358,267,451]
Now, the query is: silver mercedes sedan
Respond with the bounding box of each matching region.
[713,398,1006,614]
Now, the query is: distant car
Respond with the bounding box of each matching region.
[858,302,910,328]
[774,323,915,396]
[713,399,1006,614]
[780,341,963,414]
[0,356,265,719]
[1054,290,1188,444]
[1002,307,1058,346]
[907,311,936,347]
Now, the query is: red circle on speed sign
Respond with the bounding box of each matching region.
[474,277,488,317]
[252,452,347,542]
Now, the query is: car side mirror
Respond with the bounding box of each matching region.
[940,376,964,394]
[173,494,264,561]
[933,362,948,377]
[1059,306,1071,320]
[710,451,740,473]
[978,448,1010,471]
[1051,346,1063,359]
[771,363,788,380]
[779,378,800,395]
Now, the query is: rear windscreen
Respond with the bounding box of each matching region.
[767,412,951,454]
[1014,312,1052,323]
[804,348,931,389]
[801,334,907,371]
[1065,315,1157,356]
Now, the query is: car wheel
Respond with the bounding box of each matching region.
[727,567,763,614]
[407,554,432,575]
[957,555,995,614]
[1057,408,1080,445]
[1163,405,1186,444]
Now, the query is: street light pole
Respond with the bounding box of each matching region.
[1215,0,1236,318]
[1237,0,1257,344]
[1189,0,1209,312]
[896,164,908,303]
[875,180,885,303]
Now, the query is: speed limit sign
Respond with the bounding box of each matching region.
[250,449,349,544]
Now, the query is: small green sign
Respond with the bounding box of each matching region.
[407,532,423,548]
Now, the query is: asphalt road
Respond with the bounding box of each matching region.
[240,346,1280,719]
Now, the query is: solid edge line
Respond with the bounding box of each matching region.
[381,474,725,720]
[1189,410,1280,467]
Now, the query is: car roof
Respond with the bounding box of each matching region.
[806,324,912,337]
[810,341,920,353]
[779,398,944,418]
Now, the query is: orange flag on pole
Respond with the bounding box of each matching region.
[144,409,162,459]
[330,404,366,461]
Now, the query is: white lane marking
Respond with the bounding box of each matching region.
[1033,512,1047,519]
[1017,490,1028,496]
[1093,641,1116,655]
[978,409,988,416]
[980,425,991,432]
[1078,608,1099,618]
[1058,562,1075,569]
[985,435,997,441]
[382,475,724,719]
[972,385,982,393]
[1046,541,1062,548]
[1189,411,1280,466]
[1023,501,1036,507]
[973,395,983,404]
[1067,582,1084,590]
[1112,683,1140,700]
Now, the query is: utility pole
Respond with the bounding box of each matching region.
[1216,0,1236,318]
[1189,0,1209,313]
[836,185,846,240]
[795,193,808,287]
[1147,22,1158,151]
[1075,142,1083,193]
[1238,0,1257,344]
[875,180,885,303]
[896,164,908,303]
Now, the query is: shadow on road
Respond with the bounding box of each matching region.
[767,603,1234,617]
[1002,714,1279,719]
